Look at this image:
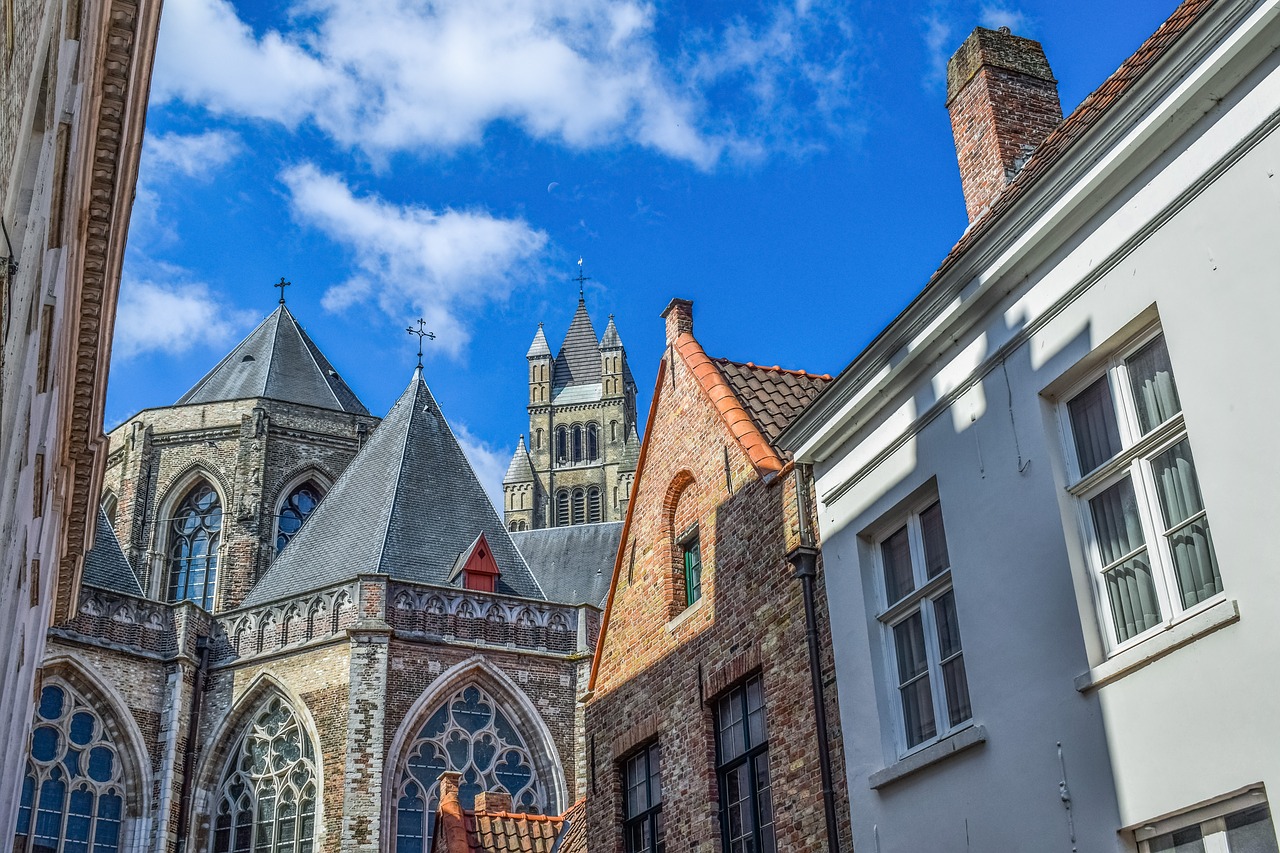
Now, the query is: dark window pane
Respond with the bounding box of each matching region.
[893,613,929,683]
[920,502,950,578]
[881,526,914,603]
[1104,553,1161,643]
[1069,376,1122,474]
[1090,477,1146,565]
[1127,336,1181,435]
[1148,824,1205,853]
[900,676,936,748]
[1151,441,1205,530]
[1225,804,1280,853]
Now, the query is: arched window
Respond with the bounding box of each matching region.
[571,489,585,525]
[16,683,126,853]
[588,488,602,524]
[610,421,618,443]
[167,482,222,610]
[571,425,583,464]
[101,492,118,529]
[586,425,598,462]
[535,429,543,451]
[276,481,324,553]
[555,491,570,527]
[394,684,549,851]
[213,696,318,853]
[555,428,567,464]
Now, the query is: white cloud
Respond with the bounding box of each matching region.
[281,163,548,351]
[453,423,509,512]
[922,2,1032,91]
[150,0,862,168]
[922,14,954,89]
[113,267,256,360]
[143,130,243,178]
[979,4,1030,33]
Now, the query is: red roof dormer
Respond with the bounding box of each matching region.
[452,533,501,593]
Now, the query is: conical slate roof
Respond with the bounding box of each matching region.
[552,300,601,388]
[82,508,143,597]
[621,422,641,471]
[242,371,544,606]
[527,325,552,359]
[599,315,623,349]
[177,304,368,414]
[503,436,535,485]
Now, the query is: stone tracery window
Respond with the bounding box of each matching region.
[167,481,222,610]
[16,683,126,853]
[275,481,324,554]
[213,696,318,853]
[394,684,549,852]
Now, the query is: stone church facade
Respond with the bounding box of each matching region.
[17,300,615,853]
[503,299,640,532]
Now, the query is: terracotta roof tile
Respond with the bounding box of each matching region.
[464,811,564,853]
[555,799,588,853]
[713,359,834,445]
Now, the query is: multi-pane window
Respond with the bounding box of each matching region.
[876,499,971,752]
[716,677,774,853]
[16,683,126,853]
[167,481,222,610]
[275,482,323,553]
[681,533,702,608]
[1142,802,1279,852]
[213,696,318,853]
[623,743,663,853]
[1062,333,1221,650]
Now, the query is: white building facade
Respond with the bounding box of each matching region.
[781,1,1280,850]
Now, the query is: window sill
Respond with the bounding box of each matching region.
[868,725,987,790]
[1075,598,1240,693]
[666,597,706,632]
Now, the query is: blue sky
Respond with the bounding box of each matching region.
[110,0,1180,504]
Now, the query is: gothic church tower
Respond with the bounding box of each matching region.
[504,297,639,530]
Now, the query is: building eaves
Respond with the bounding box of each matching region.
[778,0,1219,455]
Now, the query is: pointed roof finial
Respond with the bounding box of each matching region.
[406,318,435,369]
[275,276,291,305]
[574,258,591,302]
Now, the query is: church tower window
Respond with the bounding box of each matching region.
[572,489,586,525]
[587,424,599,462]
[572,425,583,464]
[16,683,127,853]
[167,482,222,610]
[213,696,318,853]
[276,482,324,554]
[556,427,568,465]
[588,488,602,524]
[394,684,550,851]
[101,492,118,529]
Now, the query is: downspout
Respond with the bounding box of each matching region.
[176,635,210,851]
[787,464,841,853]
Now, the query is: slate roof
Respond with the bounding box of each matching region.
[510,522,622,607]
[621,422,640,470]
[503,436,535,485]
[243,371,543,607]
[82,508,143,597]
[599,316,623,349]
[553,799,587,853]
[177,304,368,415]
[526,325,552,359]
[714,360,834,445]
[552,300,601,388]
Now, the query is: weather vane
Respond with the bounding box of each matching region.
[274,276,291,305]
[406,318,436,369]
[574,258,591,301]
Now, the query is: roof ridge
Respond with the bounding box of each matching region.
[284,306,345,410]
[179,306,277,402]
[373,374,421,573]
[712,356,833,380]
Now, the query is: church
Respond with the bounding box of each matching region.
[16,294,629,852]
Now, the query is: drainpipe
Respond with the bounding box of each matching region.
[787,464,840,853]
[176,635,211,851]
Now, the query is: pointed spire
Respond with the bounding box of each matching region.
[553,300,601,388]
[527,324,552,359]
[503,435,535,484]
[242,371,543,606]
[177,304,368,414]
[622,421,641,470]
[600,314,623,349]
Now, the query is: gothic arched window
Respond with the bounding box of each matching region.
[586,424,599,462]
[571,425,583,464]
[16,684,126,853]
[167,482,222,610]
[276,482,324,554]
[555,428,567,464]
[213,696,318,853]
[570,489,585,525]
[588,488,602,524]
[101,492,118,530]
[555,491,569,527]
[535,429,543,451]
[394,685,549,852]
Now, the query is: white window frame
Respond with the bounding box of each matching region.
[1057,327,1224,656]
[1135,790,1277,852]
[872,493,972,758]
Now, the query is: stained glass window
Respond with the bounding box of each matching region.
[276,483,323,553]
[394,685,549,852]
[15,683,126,853]
[213,696,318,853]
[167,482,222,610]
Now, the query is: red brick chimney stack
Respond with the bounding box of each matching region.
[661,298,694,345]
[473,791,512,814]
[946,26,1062,222]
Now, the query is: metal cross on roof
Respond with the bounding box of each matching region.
[275,276,291,305]
[574,258,591,301]
[406,318,436,369]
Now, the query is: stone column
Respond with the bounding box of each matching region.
[341,575,391,852]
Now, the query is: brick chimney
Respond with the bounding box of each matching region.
[946,26,1062,222]
[473,791,512,814]
[661,298,693,345]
